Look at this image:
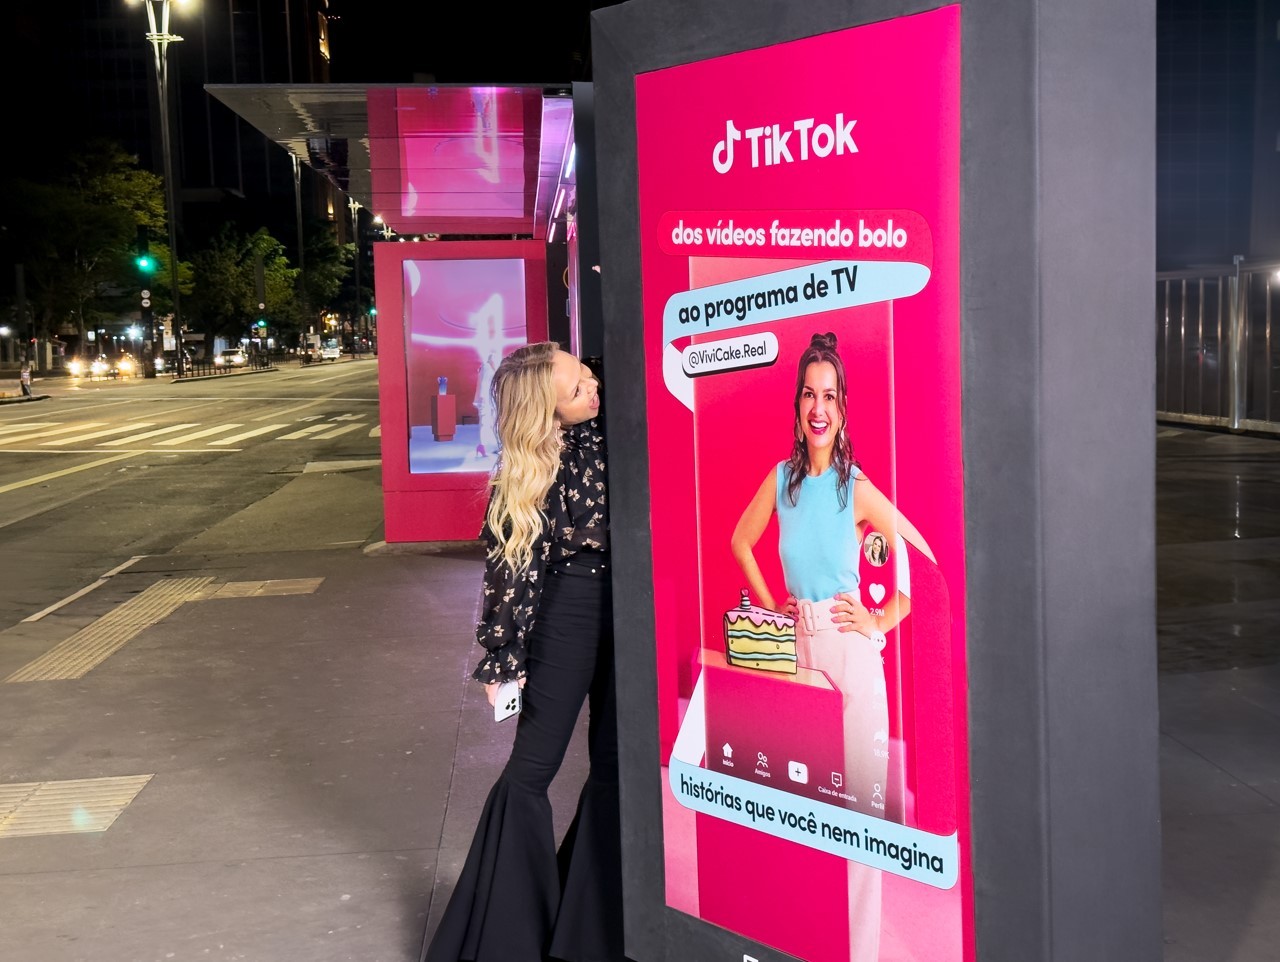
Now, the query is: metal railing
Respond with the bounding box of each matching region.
[1156,258,1279,433]
[174,353,274,379]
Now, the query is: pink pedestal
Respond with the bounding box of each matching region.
[430,394,456,441]
[696,651,853,962]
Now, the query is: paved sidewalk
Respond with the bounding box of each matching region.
[0,543,590,962]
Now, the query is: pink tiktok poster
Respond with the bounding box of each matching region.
[635,8,971,961]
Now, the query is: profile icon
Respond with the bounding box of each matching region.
[862,531,889,566]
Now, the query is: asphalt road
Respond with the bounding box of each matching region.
[0,358,385,631]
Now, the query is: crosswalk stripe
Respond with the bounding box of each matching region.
[0,423,57,436]
[253,400,322,423]
[0,424,105,445]
[277,424,329,440]
[0,454,136,495]
[99,424,199,446]
[43,424,157,446]
[312,423,364,440]
[4,417,374,451]
[155,424,244,446]
[208,424,289,445]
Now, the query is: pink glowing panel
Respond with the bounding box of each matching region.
[398,88,528,217]
[635,7,969,962]
[375,240,547,543]
[368,86,542,234]
[403,258,527,475]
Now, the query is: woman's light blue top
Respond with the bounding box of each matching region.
[775,460,862,601]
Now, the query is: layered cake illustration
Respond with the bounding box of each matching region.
[723,589,797,673]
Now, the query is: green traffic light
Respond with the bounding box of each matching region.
[136,254,155,272]
[368,306,377,316]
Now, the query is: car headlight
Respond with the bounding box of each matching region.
[214,356,224,365]
[154,358,165,371]
[91,360,107,375]
[68,359,84,376]
[119,359,133,373]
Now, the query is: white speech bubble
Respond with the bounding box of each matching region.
[681,332,779,377]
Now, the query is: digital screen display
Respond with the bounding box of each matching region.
[634,8,972,961]
[403,257,528,474]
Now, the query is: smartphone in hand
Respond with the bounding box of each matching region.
[494,679,522,722]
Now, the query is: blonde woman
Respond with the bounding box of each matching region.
[423,342,623,962]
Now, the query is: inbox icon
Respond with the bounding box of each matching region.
[787,760,809,784]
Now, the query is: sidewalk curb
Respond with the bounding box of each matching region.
[0,394,52,405]
[362,539,482,556]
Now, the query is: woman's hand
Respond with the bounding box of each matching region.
[780,595,799,618]
[831,591,878,636]
[484,677,527,706]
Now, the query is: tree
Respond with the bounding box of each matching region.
[332,238,373,334]
[3,140,180,354]
[13,177,130,348]
[186,225,300,343]
[185,225,253,340]
[301,221,352,330]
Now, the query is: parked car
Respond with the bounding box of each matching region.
[153,349,191,374]
[215,348,248,367]
[67,354,136,379]
[109,353,139,378]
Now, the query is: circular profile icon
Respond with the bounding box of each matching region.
[862,531,889,567]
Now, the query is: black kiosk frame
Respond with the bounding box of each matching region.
[589,1,1160,960]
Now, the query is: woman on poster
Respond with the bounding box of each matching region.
[422,342,624,962]
[730,330,935,960]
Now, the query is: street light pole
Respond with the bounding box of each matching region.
[349,197,361,351]
[293,154,309,337]
[133,0,184,375]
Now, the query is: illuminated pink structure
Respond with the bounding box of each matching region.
[376,240,548,542]
[363,87,574,540]
[208,83,581,542]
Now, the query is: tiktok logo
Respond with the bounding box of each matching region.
[712,113,859,174]
[713,120,742,174]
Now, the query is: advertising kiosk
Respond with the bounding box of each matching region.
[591,1,1161,961]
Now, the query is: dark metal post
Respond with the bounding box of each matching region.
[350,197,361,353]
[139,0,184,377]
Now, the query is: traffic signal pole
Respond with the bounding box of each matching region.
[137,227,157,377]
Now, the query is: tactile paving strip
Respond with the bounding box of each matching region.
[4,577,213,683]
[204,577,325,599]
[0,775,154,838]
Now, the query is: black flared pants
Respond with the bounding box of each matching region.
[422,569,623,962]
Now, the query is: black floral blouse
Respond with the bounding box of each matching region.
[472,417,609,684]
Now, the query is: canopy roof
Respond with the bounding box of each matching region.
[205,83,575,239]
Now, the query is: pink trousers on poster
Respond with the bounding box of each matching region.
[797,597,888,962]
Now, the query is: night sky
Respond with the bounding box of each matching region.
[326,1,627,85]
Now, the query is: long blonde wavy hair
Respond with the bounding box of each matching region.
[485,341,563,573]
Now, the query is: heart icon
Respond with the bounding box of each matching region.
[869,583,886,605]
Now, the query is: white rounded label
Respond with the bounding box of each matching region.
[681,332,779,377]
